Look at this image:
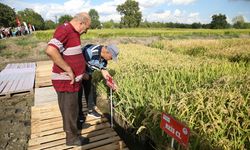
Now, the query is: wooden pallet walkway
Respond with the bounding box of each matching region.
[29,87,128,150]
[35,61,52,88]
[34,87,57,106]
[0,62,36,98]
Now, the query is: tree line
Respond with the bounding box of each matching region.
[1,0,250,30]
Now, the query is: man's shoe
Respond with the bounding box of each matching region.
[66,136,89,146]
[87,110,102,119]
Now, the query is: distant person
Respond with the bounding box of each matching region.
[45,12,91,146]
[80,44,119,118]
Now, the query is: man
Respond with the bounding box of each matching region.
[45,12,91,146]
[81,44,119,118]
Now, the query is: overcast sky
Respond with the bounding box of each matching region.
[1,0,250,24]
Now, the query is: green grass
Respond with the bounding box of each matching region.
[34,28,250,41]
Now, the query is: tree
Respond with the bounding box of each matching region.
[102,20,114,28]
[44,20,56,30]
[0,3,16,27]
[191,22,202,29]
[117,0,142,28]
[232,15,245,29]
[17,8,45,30]
[88,9,101,29]
[58,15,73,25]
[210,14,229,29]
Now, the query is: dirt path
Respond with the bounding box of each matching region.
[0,94,33,150]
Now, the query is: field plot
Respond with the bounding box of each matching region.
[96,40,250,149]
[1,30,250,150]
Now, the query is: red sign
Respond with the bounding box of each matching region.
[160,113,190,148]
[106,76,115,90]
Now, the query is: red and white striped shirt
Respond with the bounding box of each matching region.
[48,22,85,92]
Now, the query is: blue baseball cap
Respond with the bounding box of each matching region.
[107,44,119,61]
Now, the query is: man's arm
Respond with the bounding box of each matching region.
[101,69,111,80]
[45,45,75,84]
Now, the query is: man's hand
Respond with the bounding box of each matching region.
[82,73,90,80]
[101,69,111,80]
[46,45,75,84]
[61,69,75,84]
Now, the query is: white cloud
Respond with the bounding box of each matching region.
[93,1,119,15]
[145,10,201,23]
[146,10,171,22]
[138,0,168,8]
[189,12,199,18]
[187,12,200,23]
[2,0,202,23]
[174,9,182,17]
[138,0,196,7]
[100,14,121,22]
[171,0,197,5]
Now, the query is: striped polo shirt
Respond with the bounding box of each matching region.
[48,22,85,92]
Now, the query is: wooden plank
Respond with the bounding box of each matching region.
[91,141,127,150]
[31,117,108,137]
[1,74,16,94]
[35,61,52,87]
[29,122,112,146]
[29,128,115,150]
[0,62,36,96]
[75,136,121,150]
[8,73,23,92]
[34,87,57,106]
[43,134,120,150]
[15,74,26,91]
[0,76,9,93]
[22,73,33,90]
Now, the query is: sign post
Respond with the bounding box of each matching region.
[160,112,190,149]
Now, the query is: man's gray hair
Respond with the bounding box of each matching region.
[73,12,90,23]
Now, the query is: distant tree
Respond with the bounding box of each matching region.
[232,15,245,29]
[17,8,45,30]
[0,3,16,27]
[117,0,142,28]
[58,15,73,25]
[202,23,210,29]
[191,22,202,29]
[210,14,229,29]
[88,9,101,29]
[44,20,56,30]
[102,20,114,28]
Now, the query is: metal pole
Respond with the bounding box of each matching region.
[171,138,174,149]
[110,87,113,128]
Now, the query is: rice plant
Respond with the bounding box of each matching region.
[96,43,250,149]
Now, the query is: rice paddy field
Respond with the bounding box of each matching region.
[1,28,249,150]
[101,40,250,149]
[78,29,249,150]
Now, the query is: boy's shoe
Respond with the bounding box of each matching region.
[87,110,102,119]
[66,136,89,146]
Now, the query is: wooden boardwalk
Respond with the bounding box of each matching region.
[29,104,127,150]
[35,61,52,88]
[0,62,36,98]
[29,85,128,149]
